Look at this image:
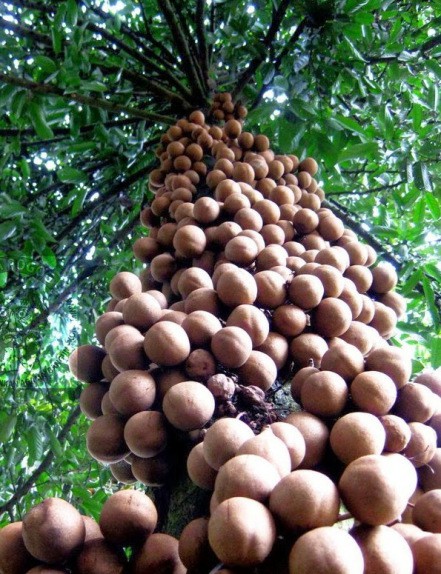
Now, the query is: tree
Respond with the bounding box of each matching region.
[0,0,440,535]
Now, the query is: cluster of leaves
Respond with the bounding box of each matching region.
[0,0,439,524]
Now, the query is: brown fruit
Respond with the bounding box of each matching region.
[99,489,157,546]
[95,312,125,346]
[320,343,364,382]
[130,451,171,486]
[330,412,386,464]
[237,350,277,391]
[208,497,276,566]
[182,310,222,347]
[122,293,162,331]
[108,369,156,417]
[79,382,108,420]
[365,346,411,389]
[86,414,129,463]
[109,271,142,300]
[124,411,168,458]
[107,327,147,372]
[215,454,280,503]
[338,454,413,525]
[412,534,441,574]
[284,411,329,469]
[350,524,413,574]
[22,498,85,564]
[401,421,437,467]
[162,381,215,431]
[178,517,216,572]
[237,429,291,478]
[211,326,253,368]
[371,264,398,293]
[272,304,306,337]
[290,333,328,368]
[144,321,190,367]
[288,275,324,309]
[289,527,364,574]
[74,539,127,574]
[394,382,436,423]
[270,470,340,532]
[379,414,411,452]
[130,533,186,574]
[350,371,397,415]
[413,490,441,533]
[300,371,348,417]
[216,267,257,307]
[313,297,352,338]
[187,442,218,489]
[226,304,270,347]
[0,522,37,574]
[69,345,106,383]
[203,418,254,470]
[109,459,136,484]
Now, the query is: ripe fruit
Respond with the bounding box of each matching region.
[162,381,215,431]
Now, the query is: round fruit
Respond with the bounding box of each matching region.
[300,371,348,418]
[289,527,364,574]
[187,442,218,490]
[208,497,276,566]
[69,345,106,383]
[330,412,386,464]
[99,489,157,547]
[144,321,191,367]
[22,498,85,564]
[124,411,168,457]
[162,381,215,431]
[86,414,129,463]
[0,522,37,574]
[211,326,253,368]
[108,370,156,416]
[350,371,397,416]
[203,418,255,470]
[130,533,185,574]
[74,539,127,574]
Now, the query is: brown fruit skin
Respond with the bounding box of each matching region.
[109,271,142,300]
[109,459,136,485]
[143,321,191,367]
[86,414,129,464]
[130,533,186,574]
[394,382,436,423]
[203,418,255,471]
[0,522,37,574]
[350,524,413,574]
[371,264,398,293]
[69,345,106,383]
[226,304,270,348]
[365,346,411,389]
[124,411,168,458]
[270,422,306,470]
[350,371,397,416]
[284,411,329,469]
[413,490,441,533]
[79,382,108,420]
[379,414,411,452]
[414,370,441,397]
[73,539,127,574]
[313,297,352,338]
[290,333,328,368]
[99,490,157,547]
[131,451,171,486]
[320,343,365,382]
[401,421,437,467]
[178,517,216,572]
[216,267,257,307]
[237,350,277,391]
[108,370,156,417]
[162,381,215,431]
[269,470,340,532]
[22,498,86,564]
[289,527,364,574]
[288,275,324,309]
[208,497,276,567]
[237,430,291,478]
[214,454,281,504]
[412,534,441,574]
[211,326,253,368]
[300,370,348,418]
[338,454,412,526]
[330,412,386,464]
[187,442,218,490]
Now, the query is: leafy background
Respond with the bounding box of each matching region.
[0,0,440,525]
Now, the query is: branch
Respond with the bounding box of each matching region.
[250,17,309,111]
[0,72,176,124]
[0,117,141,139]
[137,0,177,66]
[0,406,81,517]
[196,0,210,85]
[232,0,291,99]
[323,198,401,268]
[0,15,52,47]
[326,181,405,196]
[157,0,207,103]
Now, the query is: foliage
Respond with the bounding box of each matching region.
[0,0,440,524]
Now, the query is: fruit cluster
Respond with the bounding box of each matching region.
[46,95,441,571]
[0,489,186,574]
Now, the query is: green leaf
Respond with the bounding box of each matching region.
[339,142,378,161]
[422,274,440,327]
[82,81,107,92]
[431,337,441,369]
[28,102,54,139]
[34,55,58,74]
[0,271,7,288]
[413,162,432,192]
[426,193,441,219]
[65,0,79,26]
[0,199,26,218]
[331,115,367,137]
[25,425,44,465]
[0,221,17,241]
[57,167,87,184]
[41,247,57,269]
[0,412,17,442]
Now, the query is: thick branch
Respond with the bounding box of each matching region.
[232,0,292,98]
[157,0,207,103]
[0,72,176,124]
[326,181,405,196]
[0,16,52,46]
[0,406,81,517]
[137,0,177,66]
